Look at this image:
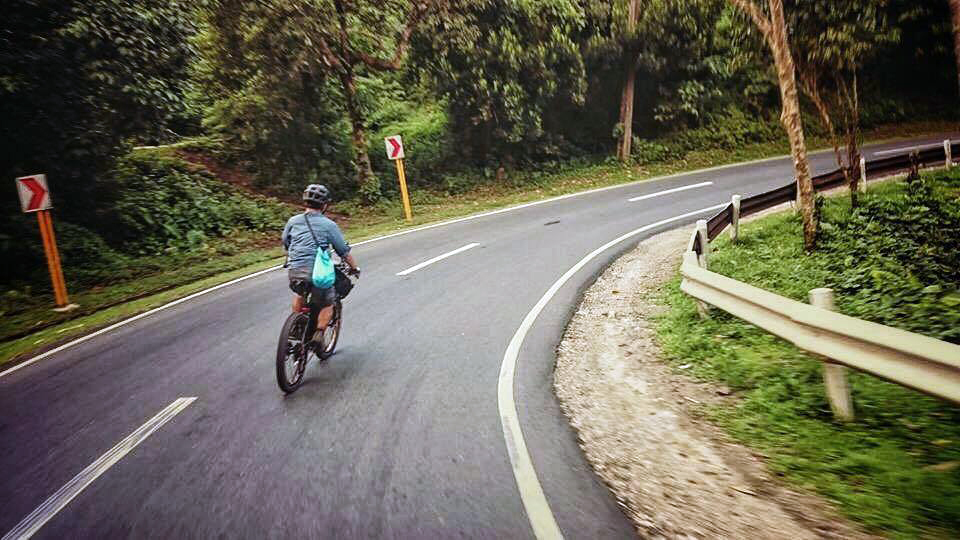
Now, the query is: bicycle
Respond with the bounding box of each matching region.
[276,262,358,393]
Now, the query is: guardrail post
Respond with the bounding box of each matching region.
[859,156,867,193]
[693,222,711,319]
[696,219,710,268]
[730,195,741,243]
[809,288,854,422]
[945,140,952,169]
[684,250,711,319]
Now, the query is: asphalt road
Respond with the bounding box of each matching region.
[1,135,954,539]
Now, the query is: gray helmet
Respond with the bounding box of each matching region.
[303,184,330,206]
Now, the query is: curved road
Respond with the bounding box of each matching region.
[1,135,953,539]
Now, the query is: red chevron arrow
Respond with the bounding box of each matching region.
[388,137,402,159]
[20,177,48,211]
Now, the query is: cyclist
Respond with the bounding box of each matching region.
[282,184,360,342]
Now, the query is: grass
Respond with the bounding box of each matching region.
[0,256,284,367]
[335,119,958,241]
[655,168,960,537]
[1,119,955,368]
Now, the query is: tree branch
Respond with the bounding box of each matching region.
[355,1,431,71]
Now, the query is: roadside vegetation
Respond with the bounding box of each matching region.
[1,118,952,367]
[2,1,958,362]
[656,168,960,537]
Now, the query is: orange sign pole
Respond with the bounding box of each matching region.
[36,209,69,307]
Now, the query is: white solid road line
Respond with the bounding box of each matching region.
[498,202,727,540]
[627,181,713,202]
[395,243,480,276]
[2,397,197,540]
[0,266,281,379]
[1,135,935,377]
[873,142,944,156]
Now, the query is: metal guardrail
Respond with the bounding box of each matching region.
[695,141,960,249]
[681,252,960,404]
[680,141,960,408]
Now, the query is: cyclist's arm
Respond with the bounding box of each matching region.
[327,224,359,272]
[327,224,350,258]
[343,253,359,272]
[281,217,294,250]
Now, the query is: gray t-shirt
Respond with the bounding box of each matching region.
[282,211,351,269]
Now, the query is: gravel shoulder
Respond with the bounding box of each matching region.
[554,225,874,539]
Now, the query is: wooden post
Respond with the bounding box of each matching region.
[37,210,70,308]
[730,195,741,243]
[809,288,854,421]
[945,139,953,169]
[693,220,711,318]
[395,158,412,222]
[859,156,867,193]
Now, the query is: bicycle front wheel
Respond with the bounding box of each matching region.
[277,311,309,393]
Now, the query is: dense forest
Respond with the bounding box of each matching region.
[1,0,957,293]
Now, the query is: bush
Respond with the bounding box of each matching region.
[817,169,960,342]
[0,148,294,296]
[631,138,677,165]
[106,150,291,255]
[657,169,960,536]
[369,102,455,194]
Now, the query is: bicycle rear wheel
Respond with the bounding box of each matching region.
[277,311,309,393]
[319,299,342,360]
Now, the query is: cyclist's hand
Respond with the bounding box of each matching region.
[348,266,361,277]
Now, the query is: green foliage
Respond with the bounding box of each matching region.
[412,0,587,164]
[632,107,783,163]
[0,0,198,215]
[192,3,353,196]
[657,171,960,536]
[106,151,291,254]
[369,101,454,190]
[0,148,292,296]
[818,170,960,342]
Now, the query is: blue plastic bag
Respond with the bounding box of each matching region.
[312,248,335,288]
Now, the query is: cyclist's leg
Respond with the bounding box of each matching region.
[314,287,336,330]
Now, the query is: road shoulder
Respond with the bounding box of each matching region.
[554,226,872,539]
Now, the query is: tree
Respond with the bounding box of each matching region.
[0,0,196,220]
[791,0,898,208]
[194,0,352,194]
[952,0,960,97]
[615,0,640,161]
[203,0,437,201]
[728,0,816,249]
[584,0,717,161]
[412,0,586,165]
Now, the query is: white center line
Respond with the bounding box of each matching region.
[627,181,713,202]
[2,397,197,540]
[873,142,943,156]
[396,243,480,276]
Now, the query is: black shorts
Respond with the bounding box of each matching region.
[288,268,336,308]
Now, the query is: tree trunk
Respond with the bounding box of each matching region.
[840,72,861,208]
[617,61,637,161]
[951,0,960,97]
[616,0,640,162]
[339,69,379,201]
[766,0,817,249]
